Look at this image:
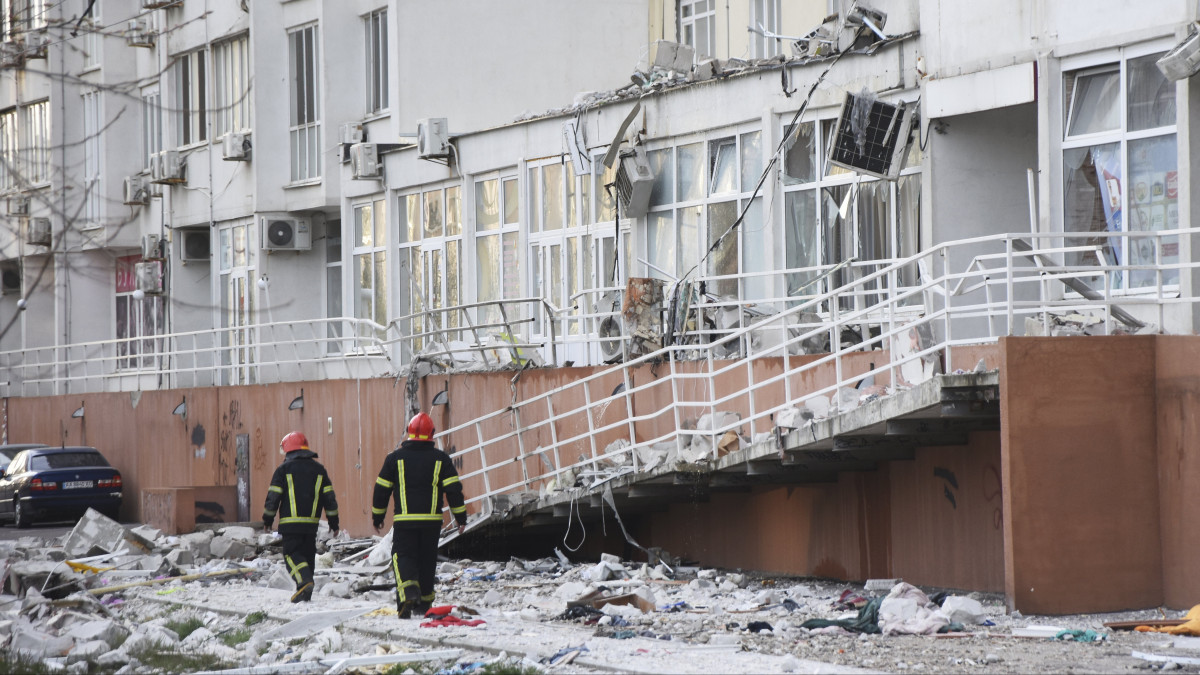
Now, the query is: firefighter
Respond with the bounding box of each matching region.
[263,431,340,603]
[372,412,468,618]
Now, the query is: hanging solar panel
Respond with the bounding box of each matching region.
[827,91,917,180]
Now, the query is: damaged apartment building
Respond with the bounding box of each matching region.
[1,0,1200,617]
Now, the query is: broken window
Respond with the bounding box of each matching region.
[780,116,922,314]
[1062,45,1177,290]
[172,49,207,147]
[399,185,463,352]
[115,255,165,370]
[218,222,257,385]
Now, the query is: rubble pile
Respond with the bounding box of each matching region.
[1,508,1197,674]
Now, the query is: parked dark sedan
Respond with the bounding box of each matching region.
[0,444,48,473]
[0,446,122,528]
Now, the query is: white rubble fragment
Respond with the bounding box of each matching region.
[209,535,249,560]
[123,625,180,652]
[804,395,831,418]
[11,625,74,658]
[726,573,747,588]
[66,618,129,647]
[438,561,461,574]
[482,589,504,606]
[220,526,257,543]
[316,552,335,569]
[319,581,352,599]
[257,533,277,548]
[940,596,985,625]
[181,626,215,649]
[366,531,393,566]
[518,608,540,621]
[755,590,781,605]
[697,569,717,580]
[554,581,589,601]
[864,578,902,593]
[129,525,162,542]
[67,661,89,674]
[718,580,738,592]
[165,548,193,567]
[775,407,808,429]
[181,531,215,559]
[315,626,342,653]
[600,603,642,618]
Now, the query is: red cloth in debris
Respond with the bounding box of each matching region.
[424,605,456,618]
[420,615,486,628]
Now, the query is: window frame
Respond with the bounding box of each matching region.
[115,254,166,371]
[212,33,251,138]
[1060,39,1178,293]
[678,0,715,60]
[750,0,781,59]
[351,198,388,340]
[364,8,388,115]
[288,23,321,183]
[398,182,465,352]
[82,89,102,229]
[171,49,208,148]
[141,88,162,173]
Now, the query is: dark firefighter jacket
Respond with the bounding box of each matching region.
[263,449,339,534]
[372,440,467,529]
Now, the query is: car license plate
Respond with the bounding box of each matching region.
[63,480,93,489]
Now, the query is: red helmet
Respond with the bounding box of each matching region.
[280,431,310,453]
[407,412,435,440]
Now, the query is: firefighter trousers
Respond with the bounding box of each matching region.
[390,525,440,610]
[281,532,317,591]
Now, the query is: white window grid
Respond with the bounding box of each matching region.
[325,219,343,351]
[288,24,321,182]
[750,0,781,59]
[0,108,16,192]
[470,175,518,333]
[21,100,48,185]
[82,90,102,228]
[778,116,922,311]
[217,222,257,385]
[352,199,388,339]
[643,124,769,305]
[82,12,100,70]
[142,89,162,172]
[364,8,388,114]
[116,254,165,371]
[5,0,47,41]
[1060,40,1178,293]
[398,184,464,350]
[212,34,250,137]
[678,0,714,59]
[172,49,207,147]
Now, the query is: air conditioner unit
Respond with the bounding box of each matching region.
[25,33,48,59]
[417,118,450,159]
[826,92,917,180]
[0,39,25,68]
[150,150,186,184]
[123,175,149,205]
[222,132,250,161]
[125,20,155,48]
[141,233,162,260]
[340,122,364,145]
[0,261,20,295]
[179,229,211,262]
[135,260,164,294]
[1158,25,1200,81]
[350,142,381,179]
[25,218,51,247]
[260,216,311,251]
[615,147,654,218]
[7,196,29,216]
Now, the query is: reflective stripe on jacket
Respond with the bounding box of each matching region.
[372,439,467,528]
[263,449,339,534]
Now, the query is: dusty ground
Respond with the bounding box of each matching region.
[4,521,1199,674]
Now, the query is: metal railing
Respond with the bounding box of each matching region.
[436,228,1198,514]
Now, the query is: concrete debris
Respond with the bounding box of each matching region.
[63,508,154,557]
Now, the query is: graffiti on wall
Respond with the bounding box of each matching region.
[217,400,243,486]
[934,466,958,509]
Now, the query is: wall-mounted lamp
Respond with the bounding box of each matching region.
[172,397,187,418]
[431,387,449,407]
[611,382,626,397]
[71,403,85,419]
[288,389,305,411]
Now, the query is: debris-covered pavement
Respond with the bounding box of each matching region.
[2,509,1199,674]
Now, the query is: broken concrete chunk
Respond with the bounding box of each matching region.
[96,649,131,667]
[482,589,504,606]
[165,548,193,567]
[266,567,294,591]
[66,618,129,647]
[62,509,153,557]
[10,625,74,658]
[864,578,902,593]
[123,625,179,652]
[180,531,214,559]
[129,525,162,543]
[219,526,257,543]
[67,640,108,664]
[209,536,248,560]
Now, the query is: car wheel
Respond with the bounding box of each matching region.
[14,498,30,529]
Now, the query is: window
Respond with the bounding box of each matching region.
[218,222,257,384]
[288,24,321,181]
[116,254,165,370]
[4,0,47,40]
[399,185,462,352]
[781,118,922,310]
[212,35,250,137]
[1062,45,1177,290]
[82,90,102,228]
[352,199,387,339]
[325,219,343,351]
[21,100,47,185]
[364,9,388,114]
[142,90,162,171]
[750,0,780,59]
[644,128,768,303]
[473,177,517,329]
[0,108,16,192]
[172,50,207,147]
[678,0,715,59]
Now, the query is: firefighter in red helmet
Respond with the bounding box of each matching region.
[372,412,468,618]
[263,431,340,603]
